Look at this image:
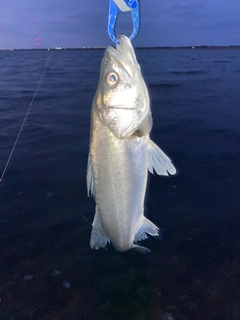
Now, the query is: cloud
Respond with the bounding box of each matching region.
[136,0,240,46]
[1,0,240,48]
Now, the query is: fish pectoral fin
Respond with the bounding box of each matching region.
[134,217,160,242]
[148,140,177,176]
[90,208,109,250]
[86,154,95,198]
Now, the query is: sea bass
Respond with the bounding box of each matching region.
[87,35,176,253]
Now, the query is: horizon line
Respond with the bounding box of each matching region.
[1,45,240,51]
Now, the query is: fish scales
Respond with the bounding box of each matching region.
[91,111,148,251]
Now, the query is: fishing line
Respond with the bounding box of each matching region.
[0,49,54,183]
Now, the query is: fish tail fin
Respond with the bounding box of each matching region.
[134,216,161,242]
[132,244,151,254]
[148,140,177,176]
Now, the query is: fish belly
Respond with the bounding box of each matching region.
[90,112,148,251]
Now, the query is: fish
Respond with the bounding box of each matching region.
[87,35,176,253]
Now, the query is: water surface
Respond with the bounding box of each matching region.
[0,48,240,320]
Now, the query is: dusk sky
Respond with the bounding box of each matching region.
[1,0,240,49]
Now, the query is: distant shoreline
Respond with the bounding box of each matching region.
[1,45,240,51]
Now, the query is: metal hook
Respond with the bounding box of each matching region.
[108,0,139,44]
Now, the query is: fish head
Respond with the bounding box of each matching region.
[94,35,150,139]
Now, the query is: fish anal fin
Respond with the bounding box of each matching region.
[148,140,177,176]
[90,207,109,250]
[134,216,160,242]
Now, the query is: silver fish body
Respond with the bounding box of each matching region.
[87,35,176,253]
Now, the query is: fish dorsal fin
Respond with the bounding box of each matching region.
[90,207,110,249]
[148,140,177,176]
[86,154,95,198]
[134,217,160,242]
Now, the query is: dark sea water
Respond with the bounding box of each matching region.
[0,48,240,320]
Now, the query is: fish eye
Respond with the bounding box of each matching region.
[105,72,119,86]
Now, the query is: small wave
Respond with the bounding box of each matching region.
[149,82,179,89]
[19,89,34,94]
[213,60,230,63]
[45,67,65,72]
[170,70,206,75]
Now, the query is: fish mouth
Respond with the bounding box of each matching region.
[105,35,139,77]
[115,34,137,61]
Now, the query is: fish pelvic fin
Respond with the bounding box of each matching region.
[90,207,110,250]
[86,154,95,198]
[148,140,177,176]
[134,216,161,242]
